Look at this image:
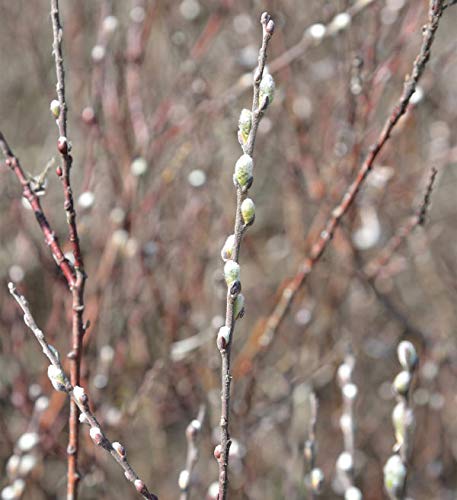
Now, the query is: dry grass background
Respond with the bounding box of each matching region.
[1,1,457,498]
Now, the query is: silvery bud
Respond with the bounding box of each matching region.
[217,326,231,350]
[393,370,412,396]
[337,362,352,387]
[6,455,20,478]
[234,293,245,319]
[47,365,67,392]
[336,451,353,474]
[383,455,406,498]
[259,73,275,107]
[73,385,87,405]
[50,100,60,119]
[397,341,418,372]
[310,467,324,493]
[345,486,362,500]
[17,432,39,452]
[342,383,358,401]
[238,108,252,144]
[241,198,255,225]
[134,480,145,493]
[178,469,190,491]
[112,441,126,458]
[221,234,236,262]
[224,260,241,288]
[89,426,103,445]
[233,154,253,189]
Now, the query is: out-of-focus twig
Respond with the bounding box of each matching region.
[365,167,438,279]
[178,405,205,500]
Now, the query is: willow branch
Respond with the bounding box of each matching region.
[257,0,445,350]
[216,12,275,500]
[8,283,158,500]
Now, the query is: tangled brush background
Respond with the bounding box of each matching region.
[1,1,457,498]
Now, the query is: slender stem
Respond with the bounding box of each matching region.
[0,133,75,287]
[257,0,445,349]
[8,283,158,500]
[50,2,87,497]
[364,167,438,279]
[179,405,205,500]
[217,13,274,500]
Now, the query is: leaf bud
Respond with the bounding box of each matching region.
[238,108,252,144]
[221,234,236,262]
[89,426,103,446]
[393,370,412,396]
[397,341,418,372]
[224,260,240,288]
[259,73,275,108]
[47,365,67,392]
[50,100,60,119]
[383,455,406,498]
[217,326,231,350]
[241,198,255,225]
[233,154,253,189]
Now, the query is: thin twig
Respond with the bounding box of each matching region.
[0,133,75,287]
[365,167,438,280]
[179,405,205,500]
[304,392,324,498]
[256,0,445,350]
[216,13,275,500]
[50,2,87,497]
[8,283,158,500]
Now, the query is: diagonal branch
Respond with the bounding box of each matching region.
[8,283,158,500]
[255,0,445,351]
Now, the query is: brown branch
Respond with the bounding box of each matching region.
[255,0,445,351]
[8,283,158,500]
[365,167,438,280]
[0,133,75,287]
[50,2,87,497]
[216,13,275,500]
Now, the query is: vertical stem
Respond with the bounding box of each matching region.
[50,2,87,498]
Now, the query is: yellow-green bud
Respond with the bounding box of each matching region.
[50,100,61,119]
[234,293,245,319]
[47,365,67,392]
[393,370,412,396]
[259,73,275,107]
[233,154,253,188]
[221,234,235,262]
[310,468,324,493]
[383,455,406,498]
[224,260,240,287]
[392,402,414,448]
[241,198,255,225]
[238,108,252,144]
